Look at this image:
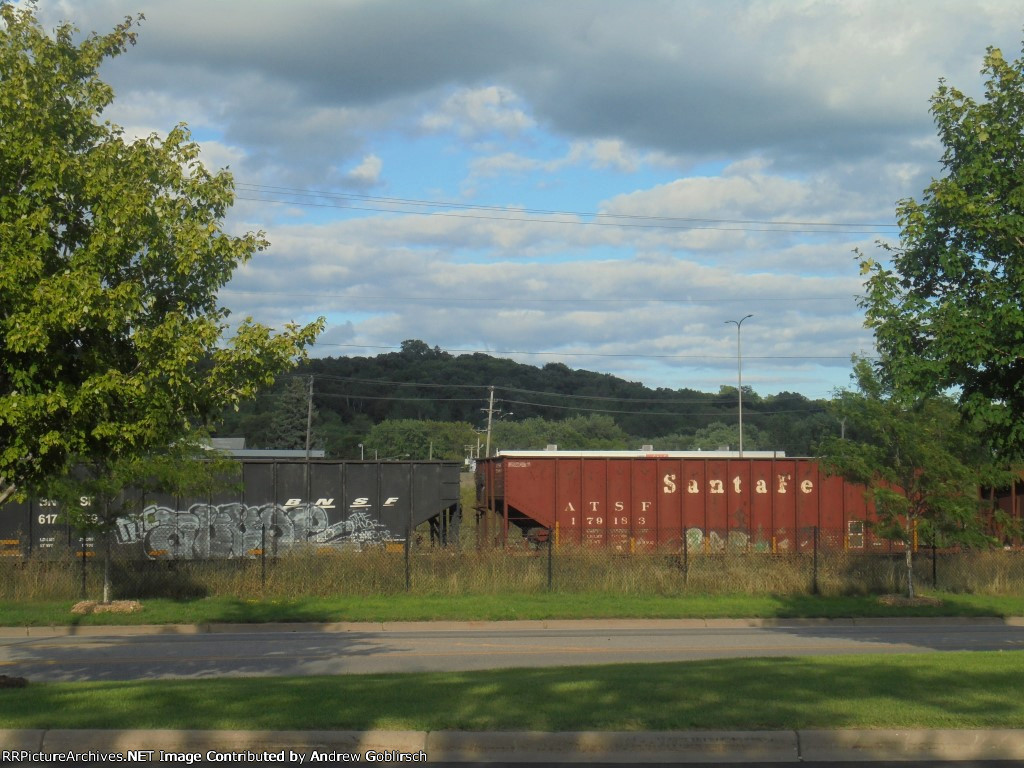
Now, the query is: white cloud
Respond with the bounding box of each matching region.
[420,86,535,138]
[344,154,383,187]
[29,0,1021,398]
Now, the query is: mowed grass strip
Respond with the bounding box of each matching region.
[1,653,1022,731]
[3,592,1023,627]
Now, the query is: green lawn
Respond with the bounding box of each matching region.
[1,653,1021,731]
[2,591,1022,627]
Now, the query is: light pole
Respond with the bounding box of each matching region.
[724,314,753,457]
[358,443,364,460]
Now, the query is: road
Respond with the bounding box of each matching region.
[2,618,1023,681]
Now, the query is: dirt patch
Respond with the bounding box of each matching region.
[71,600,143,615]
[877,594,944,607]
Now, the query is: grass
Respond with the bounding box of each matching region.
[1,652,1022,731]
[1,591,1022,627]
[6,547,1024,604]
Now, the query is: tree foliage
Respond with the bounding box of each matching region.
[363,419,478,462]
[46,440,239,602]
[263,376,315,451]
[819,359,1015,597]
[683,421,768,452]
[860,43,1024,458]
[238,342,833,456]
[491,414,631,452]
[0,6,323,499]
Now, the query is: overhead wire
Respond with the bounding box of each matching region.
[308,342,863,361]
[235,182,900,235]
[275,372,830,417]
[220,288,857,305]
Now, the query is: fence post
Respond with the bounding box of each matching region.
[682,529,689,588]
[260,524,266,592]
[932,539,938,589]
[812,525,820,595]
[80,533,87,599]
[404,523,412,592]
[547,527,553,591]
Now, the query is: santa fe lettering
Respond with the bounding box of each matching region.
[662,473,813,495]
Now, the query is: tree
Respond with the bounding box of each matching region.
[263,377,316,451]
[681,421,767,452]
[859,42,1024,459]
[364,419,478,461]
[47,440,238,603]
[491,414,630,451]
[819,359,1013,598]
[0,6,323,504]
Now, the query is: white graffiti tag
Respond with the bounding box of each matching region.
[114,502,394,559]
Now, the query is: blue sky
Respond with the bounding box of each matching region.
[39,0,1024,399]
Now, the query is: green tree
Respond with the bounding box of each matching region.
[263,377,315,451]
[860,42,1024,459]
[47,440,238,603]
[685,421,767,452]
[0,6,323,505]
[819,359,1013,598]
[491,414,630,451]
[364,419,478,461]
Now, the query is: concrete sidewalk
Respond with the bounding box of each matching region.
[4,727,1024,762]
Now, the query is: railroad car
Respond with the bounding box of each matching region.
[0,459,462,559]
[476,450,1024,552]
[477,450,891,553]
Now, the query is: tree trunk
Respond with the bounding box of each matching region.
[102,526,112,604]
[905,541,915,599]
[0,481,16,506]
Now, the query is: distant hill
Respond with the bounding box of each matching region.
[214,339,836,457]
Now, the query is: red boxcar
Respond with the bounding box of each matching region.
[476,451,890,552]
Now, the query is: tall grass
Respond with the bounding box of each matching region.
[3,545,1022,601]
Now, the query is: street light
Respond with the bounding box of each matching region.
[724,314,753,457]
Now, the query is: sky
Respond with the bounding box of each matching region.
[30,0,1024,400]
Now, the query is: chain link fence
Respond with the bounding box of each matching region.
[2,526,1024,601]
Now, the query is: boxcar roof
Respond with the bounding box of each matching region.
[493,450,790,459]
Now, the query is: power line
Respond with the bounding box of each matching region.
[236,182,899,234]
[309,342,863,361]
[236,194,895,235]
[261,385,827,418]
[276,372,833,415]
[287,372,819,406]
[220,288,856,305]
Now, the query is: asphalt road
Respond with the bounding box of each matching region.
[2,618,1023,682]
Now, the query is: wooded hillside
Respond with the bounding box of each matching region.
[214,340,837,460]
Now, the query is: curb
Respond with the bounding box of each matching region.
[0,615,1021,637]
[3,729,1024,762]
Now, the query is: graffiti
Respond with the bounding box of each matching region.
[685,527,703,550]
[114,502,395,560]
[685,527,757,553]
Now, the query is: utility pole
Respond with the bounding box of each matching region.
[724,315,753,458]
[483,386,496,457]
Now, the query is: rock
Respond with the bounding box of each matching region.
[70,600,143,615]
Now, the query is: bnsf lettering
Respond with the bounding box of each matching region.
[284,498,336,508]
[283,498,397,509]
[349,497,400,508]
[663,473,813,495]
